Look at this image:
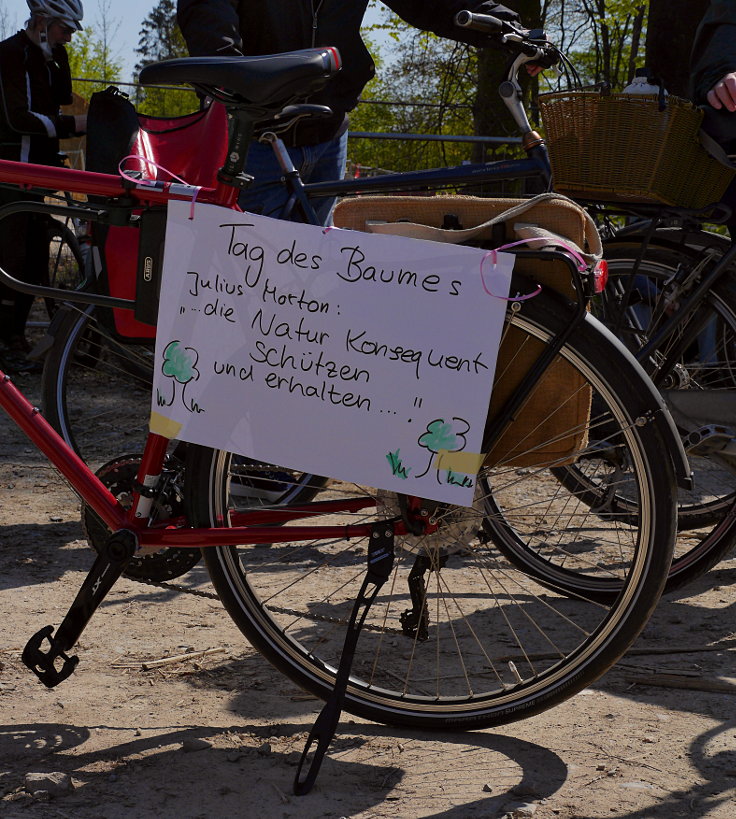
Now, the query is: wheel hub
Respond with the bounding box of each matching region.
[376,487,484,557]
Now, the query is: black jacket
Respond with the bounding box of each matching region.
[177,0,522,143]
[691,0,736,105]
[0,30,76,164]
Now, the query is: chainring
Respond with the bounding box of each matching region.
[81,454,201,582]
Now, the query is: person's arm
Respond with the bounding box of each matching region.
[382,1,523,48]
[0,42,76,139]
[691,0,736,106]
[176,0,244,57]
[49,44,73,107]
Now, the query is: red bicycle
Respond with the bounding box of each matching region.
[0,42,679,792]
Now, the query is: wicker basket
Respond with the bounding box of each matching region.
[538,90,736,208]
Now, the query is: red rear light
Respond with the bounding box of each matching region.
[593,259,608,293]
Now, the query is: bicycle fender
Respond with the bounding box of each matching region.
[584,312,693,490]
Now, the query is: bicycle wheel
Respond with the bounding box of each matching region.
[186,287,676,729]
[571,238,736,591]
[41,303,155,466]
[42,218,86,318]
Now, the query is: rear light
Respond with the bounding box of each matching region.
[593,259,608,293]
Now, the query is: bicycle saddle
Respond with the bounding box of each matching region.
[138,47,341,111]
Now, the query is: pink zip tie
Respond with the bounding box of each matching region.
[118,155,202,220]
[480,237,588,301]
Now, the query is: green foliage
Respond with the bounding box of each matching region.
[349,12,479,175]
[132,0,194,117]
[544,1,647,89]
[67,26,122,98]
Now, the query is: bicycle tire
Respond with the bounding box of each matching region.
[572,238,736,592]
[186,286,676,729]
[41,303,155,466]
[42,219,85,318]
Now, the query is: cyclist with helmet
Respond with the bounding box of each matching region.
[0,0,85,372]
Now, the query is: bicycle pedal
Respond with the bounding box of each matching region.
[22,625,79,688]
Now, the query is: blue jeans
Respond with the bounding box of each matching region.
[239,130,348,226]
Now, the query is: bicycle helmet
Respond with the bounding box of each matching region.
[26,0,84,30]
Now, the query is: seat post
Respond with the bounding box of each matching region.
[217,107,257,190]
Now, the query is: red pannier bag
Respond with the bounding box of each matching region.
[85,88,229,340]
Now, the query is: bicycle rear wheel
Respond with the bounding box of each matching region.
[186,288,676,729]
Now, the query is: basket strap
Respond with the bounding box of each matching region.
[365,192,603,260]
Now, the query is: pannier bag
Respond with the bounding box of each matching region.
[333,193,599,468]
[85,87,229,340]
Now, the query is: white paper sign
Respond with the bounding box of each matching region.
[151,200,514,505]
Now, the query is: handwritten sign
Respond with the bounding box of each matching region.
[151,201,514,505]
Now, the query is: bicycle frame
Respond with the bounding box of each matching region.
[0,111,596,553]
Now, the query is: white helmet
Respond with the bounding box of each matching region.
[26,0,84,30]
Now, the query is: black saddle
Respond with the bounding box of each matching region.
[138,47,341,114]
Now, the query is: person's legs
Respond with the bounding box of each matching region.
[299,130,348,225]
[0,212,31,346]
[0,193,46,371]
[238,131,348,226]
[239,139,307,219]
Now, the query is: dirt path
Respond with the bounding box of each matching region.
[2,369,736,819]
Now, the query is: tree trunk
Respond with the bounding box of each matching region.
[645,0,710,97]
[472,0,541,162]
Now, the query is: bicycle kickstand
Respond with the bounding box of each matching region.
[293,521,396,796]
[22,529,138,688]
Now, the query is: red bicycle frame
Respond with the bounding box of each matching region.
[0,157,409,548]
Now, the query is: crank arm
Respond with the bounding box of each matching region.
[22,529,137,688]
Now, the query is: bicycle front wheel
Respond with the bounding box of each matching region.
[43,218,86,318]
[41,303,154,466]
[187,288,676,729]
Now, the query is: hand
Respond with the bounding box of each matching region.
[707,72,736,112]
[73,114,87,134]
[526,64,544,77]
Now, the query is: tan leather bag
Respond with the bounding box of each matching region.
[333,193,598,468]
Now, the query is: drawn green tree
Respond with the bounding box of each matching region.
[415,417,469,480]
[158,340,202,413]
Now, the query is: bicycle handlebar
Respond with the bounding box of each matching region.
[454,10,559,66]
[455,10,504,31]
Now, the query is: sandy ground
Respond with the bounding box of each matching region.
[2,368,736,819]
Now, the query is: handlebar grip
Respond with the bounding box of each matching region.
[454,11,504,32]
